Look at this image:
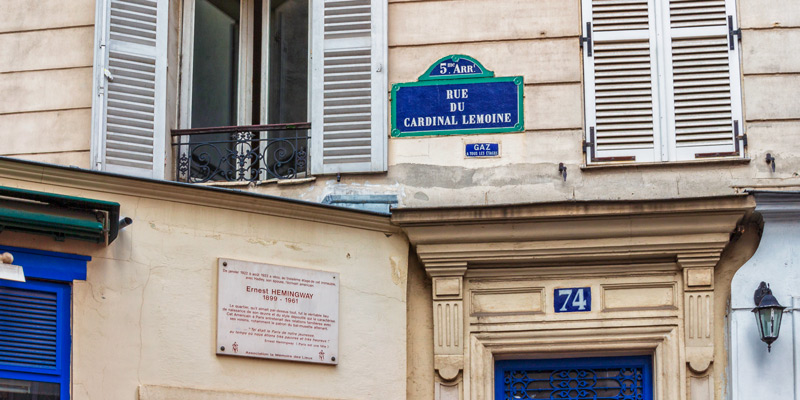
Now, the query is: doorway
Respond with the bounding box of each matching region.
[494,355,653,400]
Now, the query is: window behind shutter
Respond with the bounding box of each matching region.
[311,0,387,175]
[664,0,743,160]
[582,0,661,163]
[92,0,167,179]
[0,286,59,370]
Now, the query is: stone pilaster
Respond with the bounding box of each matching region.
[426,262,467,400]
[679,254,717,400]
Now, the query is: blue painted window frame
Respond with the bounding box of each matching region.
[0,245,90,400]
[495,355,653,400]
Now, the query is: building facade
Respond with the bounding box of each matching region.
[1,0,800,399]
[0,159,410,399]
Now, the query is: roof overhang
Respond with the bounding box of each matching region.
[0,157,398,235]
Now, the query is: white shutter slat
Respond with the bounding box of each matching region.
[670,0,726,28]
[92,0,166,178]
[592,0,650,31]
[311,0,386,174]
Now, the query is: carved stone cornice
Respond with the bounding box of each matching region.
[393,196,754,270]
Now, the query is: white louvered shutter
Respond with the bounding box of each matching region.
[92,0,167,178]
[663,0,743,160]
[582,0,661,163]
[311,0,387,175]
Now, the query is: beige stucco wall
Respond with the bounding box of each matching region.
[406,253,433,400]
[0,167,409,400]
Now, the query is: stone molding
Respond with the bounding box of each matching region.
[395,196,753,268]
[138,385,341,400]
[469,324,681,400]
[0,157,399,234]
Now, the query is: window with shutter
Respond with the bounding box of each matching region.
[177,0,387,181]
[311,0,387,175]
[0,281,70,399]
[581,0,744,164]
[0,246,88,400]
[92,0,168,179]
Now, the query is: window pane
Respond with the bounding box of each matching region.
[267,0,309,177]
[190,0,241,180]
[0,378,59,400]
[192,0,240,128]
[267,0,308,124]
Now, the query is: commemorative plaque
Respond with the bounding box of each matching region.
[391,55,524,137]
[216,258,339,364]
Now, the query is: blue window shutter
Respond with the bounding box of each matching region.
[0,247,85,400]
[0,279,72,400]
[0,286,59,370]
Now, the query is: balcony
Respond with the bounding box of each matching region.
[171,123,310,183]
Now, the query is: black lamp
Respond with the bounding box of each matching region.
[752,281,786,352]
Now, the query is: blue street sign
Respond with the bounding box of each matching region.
[554,287,591,313]
[391,54,524,137]
[466,143,499,157]
[392,77,524,137]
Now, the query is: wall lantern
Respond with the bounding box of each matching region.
[752,281,786,352]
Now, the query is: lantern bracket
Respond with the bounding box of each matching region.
[754,281,772,306]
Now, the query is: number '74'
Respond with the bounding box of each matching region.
[556,288,590,312]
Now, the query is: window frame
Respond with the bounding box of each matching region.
[178,0,388,179]
[178,0,257,130]
[178,0,313,130]
[178,0,312,181]
[0,245,89,400]
[0,280,71,398]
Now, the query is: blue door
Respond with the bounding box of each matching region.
[495,355,652,400]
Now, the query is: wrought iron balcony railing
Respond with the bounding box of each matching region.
[171,123,310,183]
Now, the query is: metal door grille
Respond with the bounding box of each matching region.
[495,356,652,400]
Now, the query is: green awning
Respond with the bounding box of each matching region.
[0,186,123,244]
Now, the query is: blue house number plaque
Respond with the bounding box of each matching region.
[391,55,524,137]
[554,287,591,313]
